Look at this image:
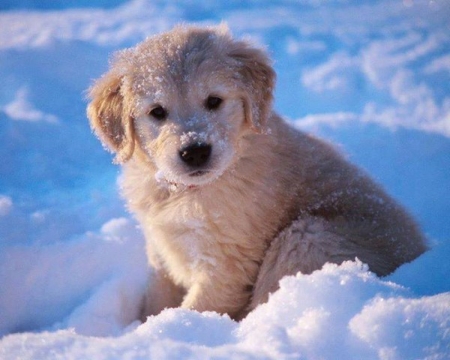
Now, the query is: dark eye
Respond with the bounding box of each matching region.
[205,96,223,111]
[149,106,168,121]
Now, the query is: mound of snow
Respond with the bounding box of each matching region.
[1,261,448,359]
[0,218,147,338]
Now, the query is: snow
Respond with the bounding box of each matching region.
[1,262,448,360]
[0,0,449,359]
[2,88,59,124]
[349,293,450,360]
[0,217,147,338]
[0,196,13,217]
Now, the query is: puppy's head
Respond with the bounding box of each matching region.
[87,24,275,187]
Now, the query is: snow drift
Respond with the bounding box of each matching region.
[1,260,448,360]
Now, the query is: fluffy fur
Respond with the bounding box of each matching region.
[87,25,427,320]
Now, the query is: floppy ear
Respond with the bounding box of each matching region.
[228,42,276,133]
[87,70,135,163]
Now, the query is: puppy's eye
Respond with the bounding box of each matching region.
[149,106,168,121]
[205,96,223,111]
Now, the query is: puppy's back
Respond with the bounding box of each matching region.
[265,114,426,267]
[242,114,426,312]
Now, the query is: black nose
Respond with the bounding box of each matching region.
[179,143,212,167]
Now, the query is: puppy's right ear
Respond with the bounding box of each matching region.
[227,40,276,134]
[87,70,135,163]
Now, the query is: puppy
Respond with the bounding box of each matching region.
[87,25,427,320]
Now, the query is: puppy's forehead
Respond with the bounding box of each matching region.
[122,28,237,96]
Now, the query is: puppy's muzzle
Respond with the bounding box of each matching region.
[179,143,212,168]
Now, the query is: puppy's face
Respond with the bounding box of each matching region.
[131,65,245,187]
[87,25,275,188]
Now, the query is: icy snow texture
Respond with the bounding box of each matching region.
[0,218,147,338]
[2,88,58,124]
[1,262,449,360]
[0,196,13,217]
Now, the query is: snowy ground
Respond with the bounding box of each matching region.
[0,0,449,359]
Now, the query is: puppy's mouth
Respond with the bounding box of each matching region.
[188,170,210,177]
[155,168,219,191]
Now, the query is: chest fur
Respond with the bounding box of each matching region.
[144,186,270,288]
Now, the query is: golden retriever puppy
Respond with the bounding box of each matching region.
[87,25,427,320]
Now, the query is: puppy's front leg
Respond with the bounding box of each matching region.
[181,277,250,320]
[143,269,185,319]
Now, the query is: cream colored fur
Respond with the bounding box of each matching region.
[87,25,427,320]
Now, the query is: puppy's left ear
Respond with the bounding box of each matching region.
[228,41,276,133]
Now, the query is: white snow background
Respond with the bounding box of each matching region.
[0,0,449,359]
